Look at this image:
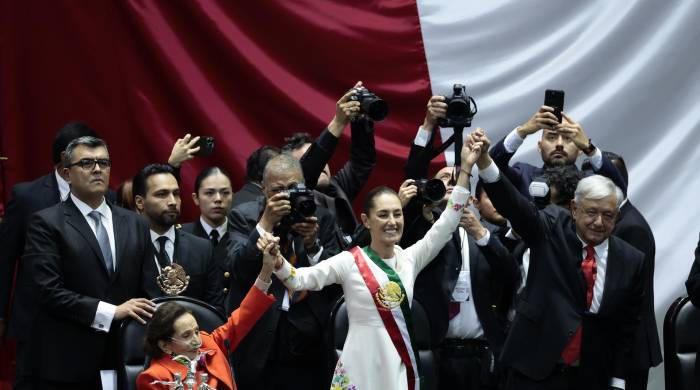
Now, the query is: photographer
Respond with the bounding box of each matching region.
[226,154,340,390]
[286,81,376,248]
[488,105,627,199]
[401,96,519,390]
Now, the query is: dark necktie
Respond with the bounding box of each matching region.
[209,229,220,246]
[561,245,597,364]
[88,210,113,275]
[156,236,171,268]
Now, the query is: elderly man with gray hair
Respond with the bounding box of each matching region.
[469,129,643,390]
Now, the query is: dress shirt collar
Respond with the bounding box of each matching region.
[70,193,110,220]
[55,169,70,201]
[199,216,227,237]
[576,234,609,259]
[150,225,176,246]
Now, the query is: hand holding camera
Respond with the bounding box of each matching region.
[555,113,594,155]
[260,192,292,232]
[168,134,201,167]
[517,106,560,138]
[422,96,448,131]
[292,216,319,250]
[328,81,363,136]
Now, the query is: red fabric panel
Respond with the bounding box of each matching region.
[0,0,434,219]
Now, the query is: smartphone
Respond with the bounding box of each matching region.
[193,136,215,156]
[544,89,565,123]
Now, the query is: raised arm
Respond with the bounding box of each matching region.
[404,133,480,273]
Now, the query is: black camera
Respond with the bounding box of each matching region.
[282,183,317,226]
[350,87,389,122]
[415,178,447,204]
[439,84,478,128]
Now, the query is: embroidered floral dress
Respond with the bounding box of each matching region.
[274,187,469,390]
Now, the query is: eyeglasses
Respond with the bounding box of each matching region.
[66,158,112,170]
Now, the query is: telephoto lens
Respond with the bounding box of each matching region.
[415,178,447,204]
[350,87,389,121]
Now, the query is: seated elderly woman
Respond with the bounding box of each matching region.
[136,253,277,389]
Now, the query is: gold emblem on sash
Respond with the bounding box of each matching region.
[157,263,190,295]
[375,280,405,310]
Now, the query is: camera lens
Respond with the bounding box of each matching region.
[417,178,447,204]
[364,98,389,122]
[447,99,470,119]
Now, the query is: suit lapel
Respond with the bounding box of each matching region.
[111,205,129,282]
[564,221,588,306]
[597,238,621,315]
[63,198,111,277]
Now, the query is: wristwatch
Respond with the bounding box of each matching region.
[583,139,596,154]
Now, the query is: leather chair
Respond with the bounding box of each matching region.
[664,296,700,390]
[117,296,227,390]
[328,296,437,390]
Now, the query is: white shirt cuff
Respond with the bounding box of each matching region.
[413,127,431,147]
[610,377,626,389]
[478,161,500,183]
[254,277,272,293]
[503,127,524,153]
[91,301,116,333]
[255,224,268,236]
[587,147,603,171]
[474,229,491,246]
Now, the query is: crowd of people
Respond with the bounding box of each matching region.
[0,82,698,390]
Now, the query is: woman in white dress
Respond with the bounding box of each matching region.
[257,137,483,390]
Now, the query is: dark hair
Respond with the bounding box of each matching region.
[194,166,232,194]
[53,122,99,165]
[116,179,135,210]
[363,186,399,214]
[132,163,178,199]
[542,165,581,206]
[64,136,108,166]
[282,132,313,152]
[144,302,191,359]
[245,146,280,183]
[602,151,628,187]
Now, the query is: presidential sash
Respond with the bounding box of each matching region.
[349,246,421,390]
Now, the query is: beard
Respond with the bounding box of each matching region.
[149,208,180,230]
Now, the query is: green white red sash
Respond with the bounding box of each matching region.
[349,246,421,390]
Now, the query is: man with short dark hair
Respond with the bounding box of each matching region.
[488,105,627,199]
[133,164,224,312]
[228,153,341,390]
[232,145,280,208]
[20,136,155,389]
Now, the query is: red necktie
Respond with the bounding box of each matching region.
[561,245,597,365]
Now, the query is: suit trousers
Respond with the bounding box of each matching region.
[506,366,581,390]
[437,339,499,390]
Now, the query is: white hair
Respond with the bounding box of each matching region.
[573,175,623,208]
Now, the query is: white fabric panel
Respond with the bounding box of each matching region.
[417,1,700,389]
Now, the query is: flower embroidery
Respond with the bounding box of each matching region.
[447,198,465,211]
[283,266,297,283]
[330,361,356,390]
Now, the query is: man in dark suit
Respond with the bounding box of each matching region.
[488,105,626,199]
[402,103,519,389]
[227,153,341,390]
[231,146,280,208]
[20,136,155,389]
[473,130,644,390]
[133,164,224,313]
[182,166,236,305]
[286,82,376,248]
[0,123,102,342]
[592,151,662,390]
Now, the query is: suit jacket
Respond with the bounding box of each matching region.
[182,219,235,306]
[136,286,275,390]
[489,135,628,198]
[613,201,662,370]
[0,171,115,340]
[300,118,376,243]
[225,199,341,386]
[484,173,644,386]
[232,181,264,209]
[403,212,519,354]
[22,198,152,382]
[143,229,224,313]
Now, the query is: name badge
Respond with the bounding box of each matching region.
[452,270,471,302]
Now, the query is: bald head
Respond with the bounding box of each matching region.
[262,154,304,198]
